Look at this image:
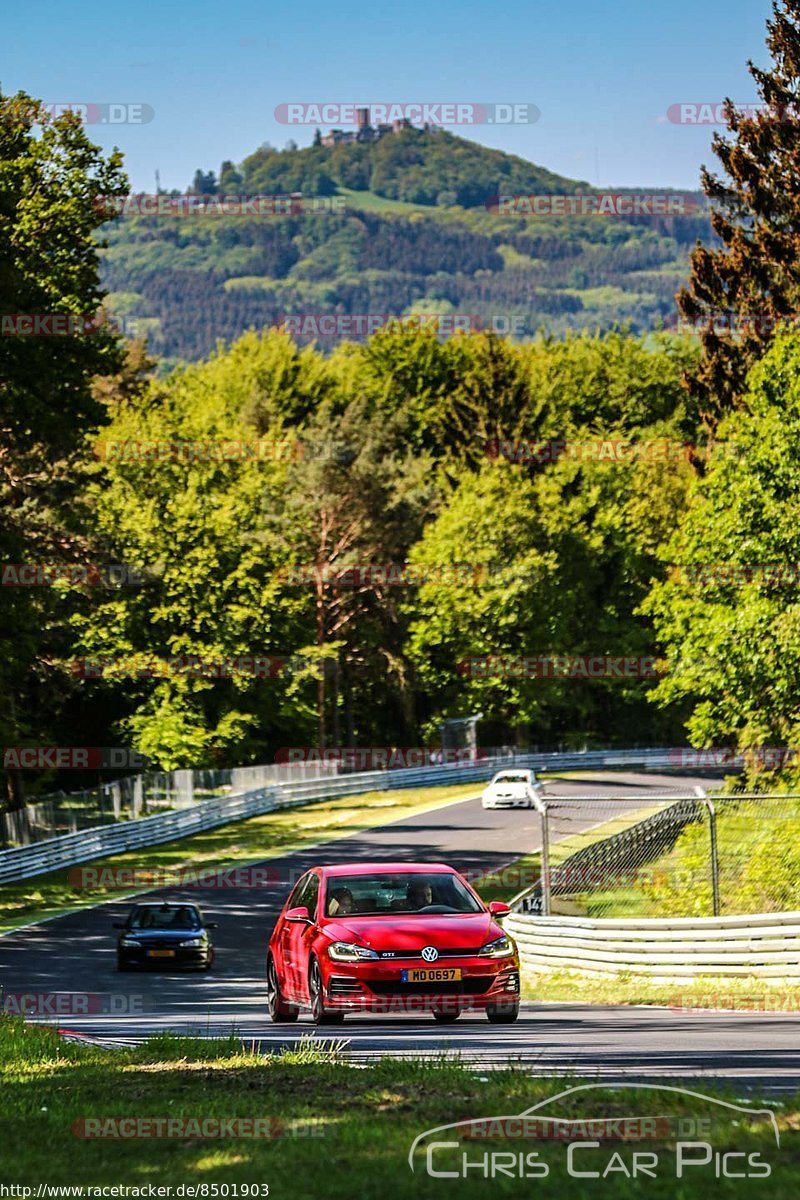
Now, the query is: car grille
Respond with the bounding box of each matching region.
[368,978,494,996]
[378,947,483,959]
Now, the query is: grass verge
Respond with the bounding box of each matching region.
[0,783,480,935]
[522,969,800,1010]
[0,1015,795,1194]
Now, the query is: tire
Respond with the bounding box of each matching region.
[117,958,131,973]
[309,958,345,1025]
[432,1008,461,1023]
[267,955,299,1023]
[486,1003,520,1024]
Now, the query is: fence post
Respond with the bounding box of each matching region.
[695,786,720,916]
[532,794,551,915]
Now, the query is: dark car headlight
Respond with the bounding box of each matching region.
[180,937,206,948]
[328,942,379,962]
[477,935,515,958]
[120,937,142,947]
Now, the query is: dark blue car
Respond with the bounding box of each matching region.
[115,902,216,971]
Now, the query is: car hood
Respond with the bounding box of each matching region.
[120,929,206,940]
[489,782,530,795]
[322,912,503,952]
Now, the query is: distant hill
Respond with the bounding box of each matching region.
[100,130,711,365]
[237,127,586,208]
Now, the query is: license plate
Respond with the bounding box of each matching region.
[147,949,176,958]
[401,967,462,983]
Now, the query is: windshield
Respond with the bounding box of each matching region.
[324,873,483,917]
[129,906,201,930]
[495,773,529,784]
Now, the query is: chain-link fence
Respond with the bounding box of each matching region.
[517,790,800,918]
[0,745,545,848]
[0,760,340,848]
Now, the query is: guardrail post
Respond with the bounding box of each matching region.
[532,794,551,915]
[695,786,720,917]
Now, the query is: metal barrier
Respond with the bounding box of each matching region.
[0,754,533,885]
[505,910,800,980]
[0,746,742,886]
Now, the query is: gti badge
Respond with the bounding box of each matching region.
[421,946,439,962]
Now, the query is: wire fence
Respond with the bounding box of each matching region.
[0,761,341,848]
[0,744,543,848]
[517,791,800,919]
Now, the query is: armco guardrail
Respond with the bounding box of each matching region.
[505,910,800,980]
[0,754,535,886]
[0,746,737,886]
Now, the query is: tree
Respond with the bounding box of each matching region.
[313,128,322,147]
[678,1,800,427]
[643,333,800,757]
[77,330,319,768]
[0,92,127,808]
[191,169,217,194]
[218,160,243,192]
[268,397,434,750]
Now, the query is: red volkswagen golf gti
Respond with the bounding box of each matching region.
[266,862,520,1024]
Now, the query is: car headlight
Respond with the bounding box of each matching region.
[180,937,205,948]
[328,941,379,962]
[120,937,141,947]
[478,935,514,958]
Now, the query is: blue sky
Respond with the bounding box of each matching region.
[3,0,774,191]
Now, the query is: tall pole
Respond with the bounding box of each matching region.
[695,786,720,917]
[533,794,551,916]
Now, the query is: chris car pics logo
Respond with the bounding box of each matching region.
[408,1084,779,1181]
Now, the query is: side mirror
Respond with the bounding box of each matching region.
[285,905,311,923]
[113,922,125,929]
[205,922,218,930]
[488,901,511,916]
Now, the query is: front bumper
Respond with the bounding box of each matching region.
[483,796,532,808]
[321,956,520,1014]
[117,943,213,969]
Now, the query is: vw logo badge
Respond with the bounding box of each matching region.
[421,946,439,963]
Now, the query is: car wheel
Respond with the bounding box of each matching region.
[267,955,299,1023]
[486,1003,520,1024]
[117,958,131,973]
[309,958,345,1025]
[432,1008,461,1023]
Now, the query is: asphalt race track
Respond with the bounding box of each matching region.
[2,772,799,1093]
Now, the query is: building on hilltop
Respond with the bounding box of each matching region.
[321,107,413,147]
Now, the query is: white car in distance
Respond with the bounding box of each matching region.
[481,768,544,809]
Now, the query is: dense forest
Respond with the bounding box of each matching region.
[100,130,710,366]
[5,0,800,805]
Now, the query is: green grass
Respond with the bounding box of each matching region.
[582,794,800,919]
[336,187,436,215]
[472,797,667,910]
[0,1014,794,1194]
[522,969,800,1010]
[0,782,480,934]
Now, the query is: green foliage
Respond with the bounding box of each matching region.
[0,91,128,804]
[99,133,707,364]
[644,333,800,754]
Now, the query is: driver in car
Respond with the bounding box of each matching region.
[327,887,355,916]
[407,880,433,910]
